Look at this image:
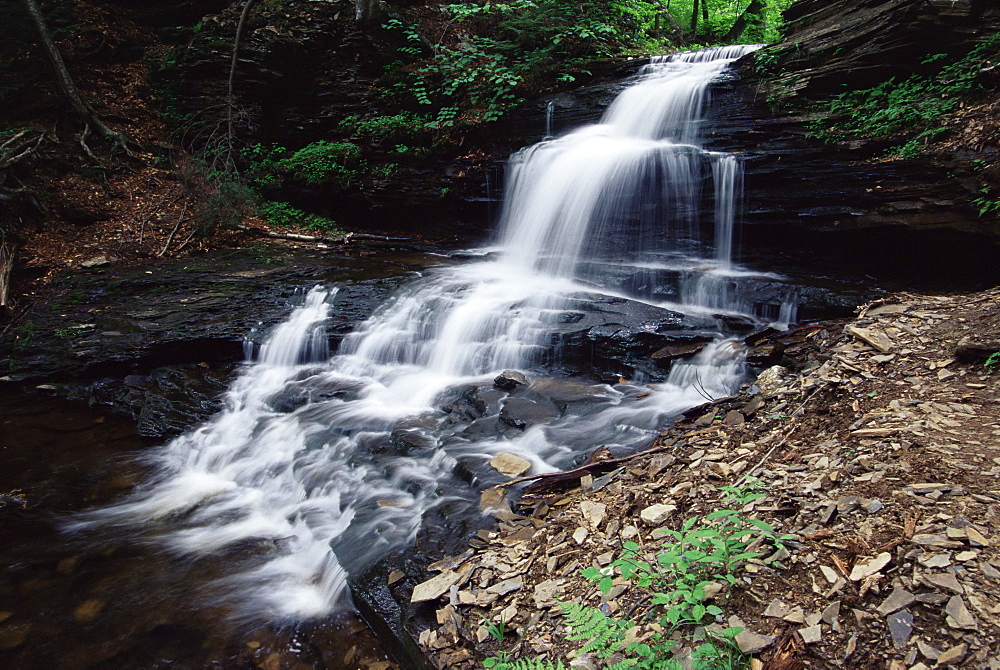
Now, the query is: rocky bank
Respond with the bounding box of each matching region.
[401,287,1000,669]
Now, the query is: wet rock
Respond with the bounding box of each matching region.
[489,453,531,478]
[73,599,103,623]
[651,341,707,363]
[494,370,528,391]
[499,398,560,429]
[0,623,31,650]
[411,571,464,603]
[746,343,784,366]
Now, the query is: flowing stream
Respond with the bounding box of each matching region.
[74,45,787,622]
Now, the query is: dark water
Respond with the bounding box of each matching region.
[0,384,399,669]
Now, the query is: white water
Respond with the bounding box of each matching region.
[76,45,792,621]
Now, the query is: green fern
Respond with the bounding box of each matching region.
[561,602,632,659]
[484,657,567,670]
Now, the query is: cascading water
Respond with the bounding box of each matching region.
[75,45,789,621]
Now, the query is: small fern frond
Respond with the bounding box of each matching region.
[560,602,630,659]
[494,658,567,670]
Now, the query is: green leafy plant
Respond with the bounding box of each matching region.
[478,614,508,643]
[257,200,341,234]
[808,35,1000,157]
[489,487,787,669]
[985,352,1000,374]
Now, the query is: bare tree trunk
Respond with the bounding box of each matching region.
[691,0,699,34]
[228,0,260,147]
[724,0,765,42]
[0,235,13,309]
[20,0,130,150]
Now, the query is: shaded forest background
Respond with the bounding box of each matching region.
[1,0,998,316]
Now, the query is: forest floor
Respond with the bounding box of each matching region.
[410,288,1000,670]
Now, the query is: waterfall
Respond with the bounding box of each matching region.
[74,45,783,621]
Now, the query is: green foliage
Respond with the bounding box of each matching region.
[483,656,566,670]
[985,352,1000,374]
[663,0,794,44]
[809,36,1000,157]
[486,487,787,670]
[478,614,508,643]
[972,187,1000,218]
[54,325,88,340]
[561,602,632,659]
[243,141,366,189]
[339,112,432,144]
[257,200,341,234]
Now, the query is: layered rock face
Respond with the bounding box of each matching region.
[711,0,1000,273]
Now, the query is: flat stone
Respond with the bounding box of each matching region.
[917,552,952,569]
[532,579,565,608]
[821,601,841,631]
[911,534,964,549]
[923,572,963,594]
[944,595,978,630]
[486,578,522,595]
[723,410,745,426]
[783,608,806,623]
[639,503,676,526]
[980,561,1000,579]
[489,452,532,478]
[936,643,967,666]
[965,527,989,547]
[412,571,463,603]
[734,630,775,655]
[916,640,942,661]
[579,501,607,529]
[763,598,790,618]
[80,255,110,268]
[799,624,822,644]
[73,599,103,623]
[865,499,884,513]
[849,552,892,581]
[877,587,916,616]
[887,609,913,649]
[820,565,840,584]
[848,326,894,353]
[651,341,707,362]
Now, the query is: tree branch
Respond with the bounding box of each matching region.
[21,0,135,153]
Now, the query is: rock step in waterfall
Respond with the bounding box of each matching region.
[75,44,799,620]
